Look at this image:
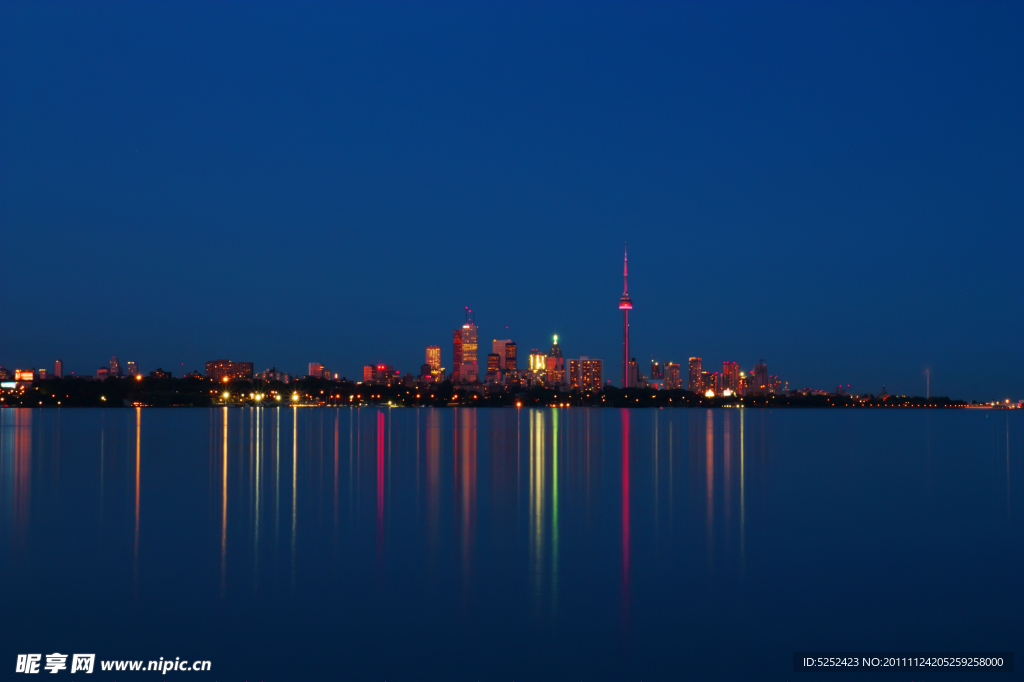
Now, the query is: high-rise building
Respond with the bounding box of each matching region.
[308,363,324,379]
[618,246,633,387]
[504,342,517,378]
[458,315,478,383]
[452,329,463,383]
[628,357,639,388]
[722,361,739,393]
[96,367,109,380]
[664,362,681,390]
[569,357,603,391]
[420,364,432,379]
[54,359,63,379]
[701,371,718,396]
[363,366,375,383]
[546,336,565,386]
[126,361,138,376]
[109,356,122,377]
[492,339,512,369]
[205,360,254,382]
[486,353,501,373]
[426,346,441,371]
[375,364,394,386]
[38,369,47,380]
[425,345,444,383]
[651,361,662,380]
[688,358,702,392]
[528,351,546,373]
[752,360,768,395]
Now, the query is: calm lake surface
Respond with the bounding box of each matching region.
[1,407,1020,681]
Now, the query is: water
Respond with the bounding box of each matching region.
[1,407,1020,680]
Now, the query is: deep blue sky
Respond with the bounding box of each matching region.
[1,2,1021,399]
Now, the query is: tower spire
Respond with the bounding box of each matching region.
[623,243,628,294]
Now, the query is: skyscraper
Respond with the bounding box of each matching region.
[375,364,394,386]
[426,346,441,371]
[126,361,138,376]
[688,357,703,393]
[752,360,768,395]
[454,314,478,383]
[504,342,517,378]
[54,359,63,379]
[492,339,511,369]
[569,357,603,390]
[664,362,681,390]
[701,371,719,396]
[452,329,463,383]
[308,362,324,378]
[461,323,478,366]
[546,335,565,386]
[110,356,122,377]
[618,246,633,387]
[486,353,501,375]
[651,361,662,380]
[722,361,739,393]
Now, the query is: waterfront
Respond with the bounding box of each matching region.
[1,408,1020,680]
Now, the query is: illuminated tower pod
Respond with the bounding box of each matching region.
[618,246,633,387]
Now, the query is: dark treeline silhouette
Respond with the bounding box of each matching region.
[4,376,970,409]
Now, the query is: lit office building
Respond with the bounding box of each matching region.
[375,364,395,386]
[54,359,63,379]
[569,357,603,391]
[206,359,254,382]
[109,356,122,377]
[752,360,768,395]
[459,320,478,383]
[722,361,739,393]
[701,371,719,396]
[126,361,138,376]
[651,361,662,380]
[628,357,639,388]
[492,340,511,369]
[363,366,375,383]
[426,346,441,371]
[664,362,681,389]
[546,336,565,386]
[485,354,501,384]
[308,363,324,379]
[504,342,517,378]
[452,329,463,383]
[688,357,703,392]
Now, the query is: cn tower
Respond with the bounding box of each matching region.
[618,245,633,387]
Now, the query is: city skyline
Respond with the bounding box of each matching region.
[0,244,1011,401]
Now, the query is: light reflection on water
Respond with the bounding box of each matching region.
[0,407,1020,681]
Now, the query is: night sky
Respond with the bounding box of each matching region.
[1,2,1021,399]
